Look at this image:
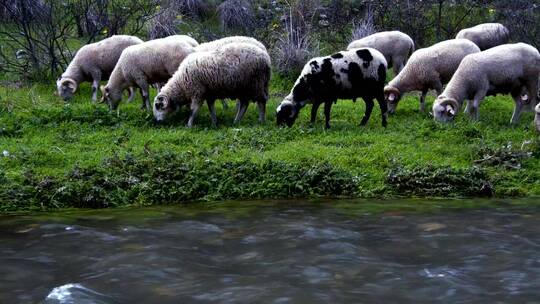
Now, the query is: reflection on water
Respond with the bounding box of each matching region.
[0,199,539,303]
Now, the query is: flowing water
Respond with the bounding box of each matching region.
[1,199,540,304]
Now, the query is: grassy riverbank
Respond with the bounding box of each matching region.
[1,79,539,212]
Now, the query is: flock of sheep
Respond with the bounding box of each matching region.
[56,22,540,131]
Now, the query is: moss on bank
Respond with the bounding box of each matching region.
[1,81,539,212]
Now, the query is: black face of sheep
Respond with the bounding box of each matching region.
[153,95,179,122]
[276,102,300,127]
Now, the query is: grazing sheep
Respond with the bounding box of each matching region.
[276,48,388,129]
[101,35,198,111]
[456,23,510,51]
[347,31,414,75]
[153,42,271,127]
[57,35,143,102]
[195,36,267,111]
[384,39,481,113]
[433,43,540,124]
[171,35,199,48]
[195,36,266,52]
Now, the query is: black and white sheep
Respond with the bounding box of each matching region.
[153,42,271,127]
[433,43,540,124]
[101,35,198,111]
[276,48,388,129]
[456,23,510,51]
[57,35,143,102]
[347,31,414,75]
[384,39,480,113]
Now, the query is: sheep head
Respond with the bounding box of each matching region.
[276,97,300,127]
[101,85,122,110]
[153,94,178,122]
[384,86,401,114]
[433,96,459,123]
[56,77,78,101]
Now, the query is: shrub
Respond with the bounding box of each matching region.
[386,165,494,197]
[0,152,359,211]
[217,0,255,32]
[170,0,209,19]
[148,5,182,39]
[350,8,376,42]
[273,0,320,76]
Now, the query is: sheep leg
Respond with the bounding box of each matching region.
[419,90,428,113]
[376,94,388,127]
[207,99,218,127]
[511,94,525,125]
[361,99,374,126]
[234,100,249,124]
[187,100,202,128]
[471,96,483,121]
[256,100,266,123]
[138,86,151,111]
[310,101,322,124]
[464,100,472,114]
[394,58,404,75]
[222,100,229,110]
[91,78,100,102]
[323,100,333,129]
[126,87,135,103]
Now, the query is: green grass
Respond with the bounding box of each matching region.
[1,78,539,212]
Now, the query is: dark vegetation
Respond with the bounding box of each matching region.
[1,1,540,211]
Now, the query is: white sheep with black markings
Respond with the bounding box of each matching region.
[56,35,143,102]
[384,39,481,114]
[347,31,414,75]
[456,23,510,51]
[153,42,271,127]
[276,48,388,129]
[101,35,198,111]
[433,43,540,124]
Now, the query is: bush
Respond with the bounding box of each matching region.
[386,165,494,197]
[0,152,359,212]
[350,8,376,42]
[217,0,255,33]
[148,5,182,39]
[170,0,209,19]
[273,0,320,76]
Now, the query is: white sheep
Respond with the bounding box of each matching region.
[347,31,414,75]
[195,36,267,111]
[276,48,388,129]
[384,39,481,113]
[433,43,540,124]
[195,36,267,52]
[101,35,198,111]
[456,23,510,51]
[153,42,271,127]
[56,35,143,102]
